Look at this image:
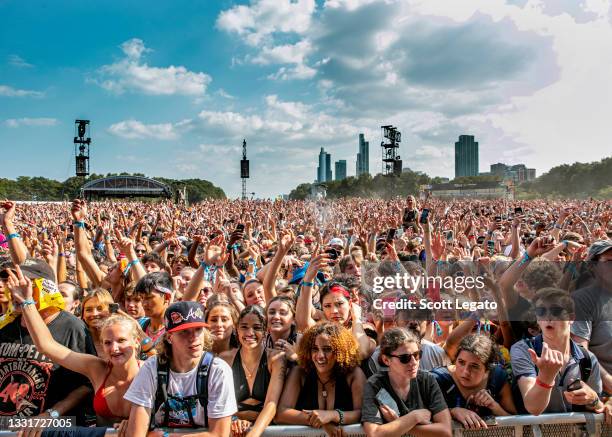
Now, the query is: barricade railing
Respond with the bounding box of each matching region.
[0,413,607,436]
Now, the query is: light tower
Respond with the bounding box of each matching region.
[240,139,250,200]
[381,125,402,176]
[74,120,92,177]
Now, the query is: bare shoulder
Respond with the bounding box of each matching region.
[218,348,238,365]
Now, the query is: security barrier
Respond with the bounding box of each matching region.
[0,413,608,436]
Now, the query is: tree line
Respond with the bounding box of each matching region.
[0,173,226,202]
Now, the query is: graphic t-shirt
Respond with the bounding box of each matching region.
[0,311,95,417]
[124,355,237,427]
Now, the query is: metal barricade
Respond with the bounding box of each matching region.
[0,413,606,436]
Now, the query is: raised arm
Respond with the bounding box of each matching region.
[296,254,327,331]
[71,199,105,287]
[263,230,295,305]
[6,265,103,382]
[1,200,27,265]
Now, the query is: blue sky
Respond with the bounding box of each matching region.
[2,0,612,198]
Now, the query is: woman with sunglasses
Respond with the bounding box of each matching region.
[276,322,366,436]
[297,254,376,361]
[362,327,452,437]
[511,287,603,415]
[431,334,516,430]
[220,305,286,437]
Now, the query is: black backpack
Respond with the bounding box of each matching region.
[150,352,214,429]
[511,335,592,413]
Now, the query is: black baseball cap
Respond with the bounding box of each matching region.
[165,301,208,333]
[0,258,55,282]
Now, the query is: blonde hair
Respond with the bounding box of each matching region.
[81,288,114,320]
[157,328,214,365]
[99,313,146,348]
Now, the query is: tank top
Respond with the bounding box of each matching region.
[296,369,354,411]
[231,349,270,412]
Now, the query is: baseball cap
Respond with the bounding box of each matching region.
[587,240,612,261]
[328,238,344,247]
[165,301,208,333]
[8,258,56,282]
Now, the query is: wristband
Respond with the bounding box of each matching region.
[199,261,209,269]
[126,259,140,268]
[302,281,314,288]
[335,409,344,426]
[562,240,569,248]
[73,221,86,229]
[18,299,36,308]
[248,258,257,265]
[519,251,532,266]
[535,377,554,389]
[588,397,601,408]
[7,233,20,240]
[554,223,562,229]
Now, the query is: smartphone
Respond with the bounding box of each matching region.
[446,230,454,241]
[109,303,120,314]
[375,388,400,417]
[236,223,245,233]
[495,216,502,222]
[515,207,523,214]
[419,208,430,224]
[487,240,495,255]
[567,379,582,392]
[386,228,396,243]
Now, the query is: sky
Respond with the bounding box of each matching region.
[1,0,612,198]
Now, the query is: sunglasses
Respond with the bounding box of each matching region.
[135,249,146,254]
[389,351,422,364]
[535,306,567,318]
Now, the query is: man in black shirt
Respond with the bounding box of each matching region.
[0,259,95,420]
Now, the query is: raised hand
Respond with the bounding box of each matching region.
[527,342,564,383]
[6,265,33,304]
[0,200,16,229]
[71,199,88,222]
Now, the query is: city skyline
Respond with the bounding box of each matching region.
[2,1,612,198]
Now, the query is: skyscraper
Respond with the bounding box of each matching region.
[335,160,347,181]
[356,133,369,176]
[455,135,479,177]
[317,147,332,182]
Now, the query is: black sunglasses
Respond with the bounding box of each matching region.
[389,351,422,364]
[535,306,566,318]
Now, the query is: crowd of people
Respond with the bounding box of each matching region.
[0,195,610,437]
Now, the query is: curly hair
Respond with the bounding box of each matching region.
[522,259,562,291]
[296,322,359,374]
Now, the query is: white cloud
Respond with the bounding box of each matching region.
[252,40,313,65]
[7,55,33,68]
[4,117,57,128]
[94,39,212,96]
[216,0,316,46]
[0,85,44,98]
[108,119,191,140]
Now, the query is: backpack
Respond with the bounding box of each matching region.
[511,335,592,413]
[150,352,214,430]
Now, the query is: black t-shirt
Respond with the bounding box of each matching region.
[361,370,448,425]
[0,311,95,418]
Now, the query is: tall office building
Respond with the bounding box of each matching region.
[335,160,347,181]
[356,133,369,176]
[317,147,332,182]
[455,135,479,177]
